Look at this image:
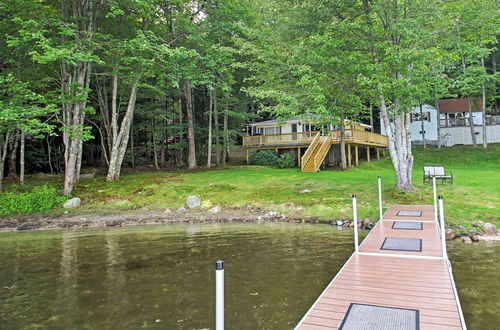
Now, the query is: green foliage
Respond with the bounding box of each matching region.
[250,150,280,166]
[277,152,296,168]
[0,185,66,216]
[250,150,296,168]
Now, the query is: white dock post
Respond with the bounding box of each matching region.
[352,194,359,253]
[438,196,447,259]
[378,176,383,220]
[215,260,224,330]
[433,177,438,222]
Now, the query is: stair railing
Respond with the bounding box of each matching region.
[313,131,333,171]
[301,132,320,171]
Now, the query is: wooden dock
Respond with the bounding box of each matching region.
[295,200,466,329]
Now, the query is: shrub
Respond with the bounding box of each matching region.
[277,153,296,168]
[250,150,280,166]
[250,150,296,168]
[0,185,66,216]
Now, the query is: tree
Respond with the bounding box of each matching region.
[0,74,55,191]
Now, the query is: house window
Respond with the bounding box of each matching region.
[262,126,281,135]
[411,112,431,122]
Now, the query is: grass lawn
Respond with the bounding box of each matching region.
[6,144,500,227]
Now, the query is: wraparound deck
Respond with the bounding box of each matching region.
[243,129,388,172]
[242,129,388,148]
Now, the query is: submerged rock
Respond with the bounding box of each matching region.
[462,236,472,243]
[63,197,81,209]
[186,196,201,209]
[470,235,480,242]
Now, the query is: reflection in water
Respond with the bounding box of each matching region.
[57,232,78,328]
[0,223,498,329]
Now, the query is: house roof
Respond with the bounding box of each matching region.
[249,116,372,128]
[438,98,482,113]
[248,117,301,126]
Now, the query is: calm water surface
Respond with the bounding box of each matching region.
[0,223,498,329]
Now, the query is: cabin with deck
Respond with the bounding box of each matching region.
[243,118,388,172]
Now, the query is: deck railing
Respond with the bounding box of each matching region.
[243,129,388,148]
[313,131,334,170]
[300,132,320,171]
[242,131,319,147]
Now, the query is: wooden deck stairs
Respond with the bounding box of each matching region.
[301,131,333,172]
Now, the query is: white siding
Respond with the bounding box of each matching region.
[380,104,438,142]
[441,125,500,146]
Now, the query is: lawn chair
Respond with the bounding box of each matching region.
[423,165,453,185]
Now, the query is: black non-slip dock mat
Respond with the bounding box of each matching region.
[392,221,423,230]
[396,211,422,217]
[381,237,422,252]
[339,303,419,330]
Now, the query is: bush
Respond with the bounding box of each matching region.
[250,150,296,168]
[250,150,280,166]
[0,185,66,216]
[277,153,296,168]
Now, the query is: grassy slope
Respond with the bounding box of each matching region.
[11,144,500,226]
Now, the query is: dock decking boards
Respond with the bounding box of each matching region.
[296,204,465,330]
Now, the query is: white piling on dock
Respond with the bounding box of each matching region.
[215,260,224,330]
[377,176,383,220]
[438,196,447,259]
[433,177,438,222]
[352,194,359,253]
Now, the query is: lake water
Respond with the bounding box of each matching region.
[0,223,498,329]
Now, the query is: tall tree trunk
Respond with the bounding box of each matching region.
[379,91,413,191]
[46,136,54,174]
[492,50,498,112]
[222,112,228,164]
[7,131,19,178]
[20,131,25,185]
[182,80,197,169]
[0,132,11,192]
[106,81,138,181]
[435,98,441,149]
[207,90,213,168]
[369,102,374,132]
[466,97,477,147]
[61,0,95,195]
[152,117,159,170]
[214,94,221,165]
[130,123,135,168]
[419,104,426,148]
[340,120,347,170]
[177,93,184,166]
[481,58,487,149]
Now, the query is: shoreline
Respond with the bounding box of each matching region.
[1,209,497,243]
[0,209,332,233]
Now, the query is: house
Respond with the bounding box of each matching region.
[244,117,388,172]
[380,98,500,146]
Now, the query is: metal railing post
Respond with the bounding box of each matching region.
[378,176,383,221]
[215,260,224,330]
[438,196,447,259]
[352,194,359,253]
[433,177,438,222]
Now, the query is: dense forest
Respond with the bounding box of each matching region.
[0,0,498,194]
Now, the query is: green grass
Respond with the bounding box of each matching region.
[4,144,500,227]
